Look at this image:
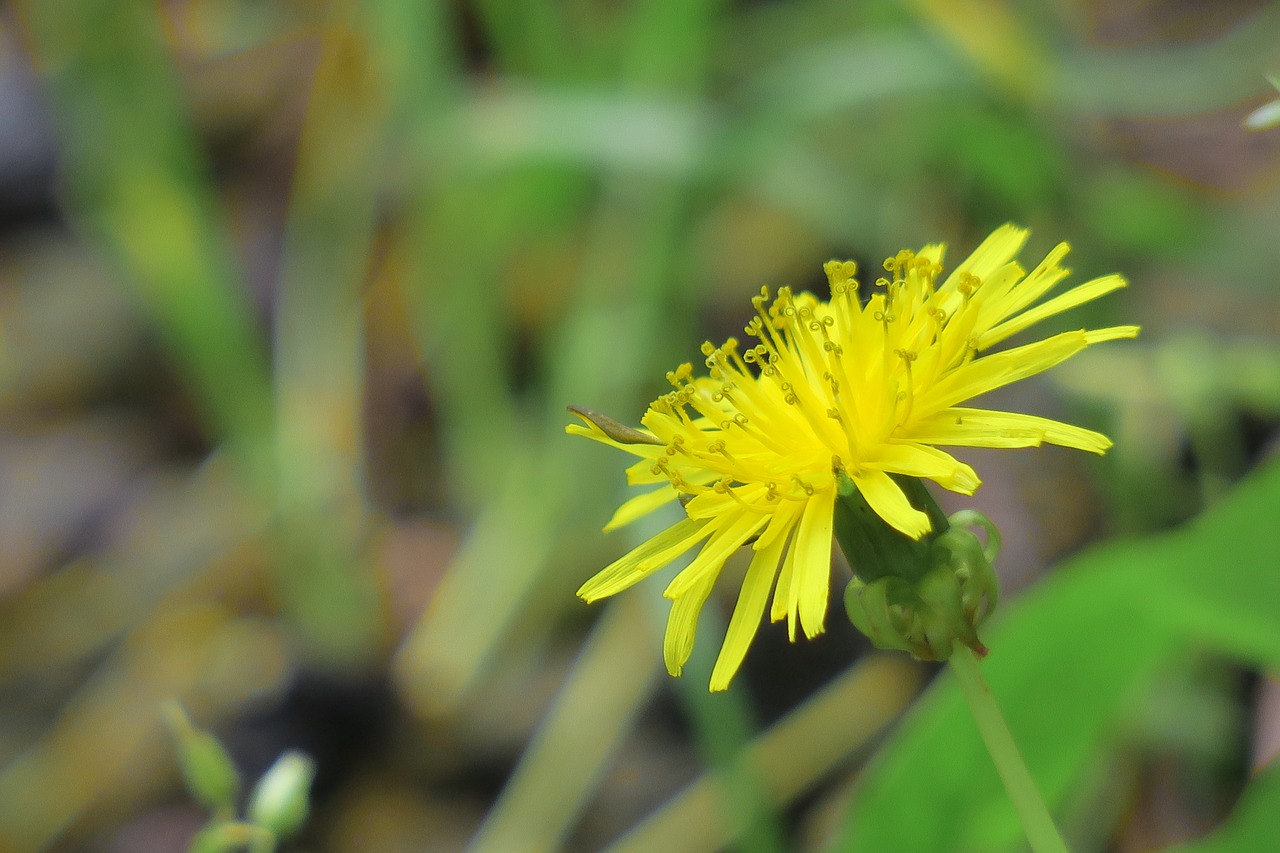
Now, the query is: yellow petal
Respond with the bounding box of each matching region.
[1086,324,1140,343]
[683,482,769,521]
[603,486,680,532]
[663,508,769,599]
[917,242,947,265]
[663,571,718,677]
[979,274,1127,349]
[708,529,790,691]
[852,469,932,539]
[770,510,805,628]
[752,496,804,552]
[577,518,711,602]
[943,223,1028,290]
[867,443,981,494]
[975,242,1071,334]
[920,329,1090,414]
[794,486,837,639]
[624,457,665,485]
[910,407,1113,453]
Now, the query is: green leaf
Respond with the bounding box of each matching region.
[162,703,240,816]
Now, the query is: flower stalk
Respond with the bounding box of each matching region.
[950,646,1070,853]
[833,483,1065,852]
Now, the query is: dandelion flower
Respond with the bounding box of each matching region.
[570,225,1137,691]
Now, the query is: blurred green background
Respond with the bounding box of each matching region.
[1,0,1278,850]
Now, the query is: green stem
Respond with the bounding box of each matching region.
[949,646,1069,853]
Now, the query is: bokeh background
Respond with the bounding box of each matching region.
[2,0,1279,851]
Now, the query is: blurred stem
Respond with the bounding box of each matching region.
[191,821,276,853]
[950,646,1069,853]
[607,655,923,853]
[671,602,785,853]
[14,0,275,484]
[271,0,385,664]
[466,595,660,853]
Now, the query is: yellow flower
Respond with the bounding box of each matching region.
[569,225,1137,691]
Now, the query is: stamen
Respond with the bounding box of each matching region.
[718,481,773,514]
[668,470,707,495]
[896,348,917,422]
[665,363,694,387]
[790,474,815,496]
[706,440,739,466]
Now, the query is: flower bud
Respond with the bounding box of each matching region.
[162,702,240,815]
[248,751,315,839]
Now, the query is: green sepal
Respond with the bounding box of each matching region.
[837,477,1003,662]
[833,473,949,583]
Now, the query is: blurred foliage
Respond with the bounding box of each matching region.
[837,449,1280,851]
[0,0,1277,851]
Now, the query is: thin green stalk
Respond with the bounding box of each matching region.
[950,646,1069,853]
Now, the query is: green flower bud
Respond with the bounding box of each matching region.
[248,751,315,839]
[836,477,1002,661]
[162,702,240,815]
